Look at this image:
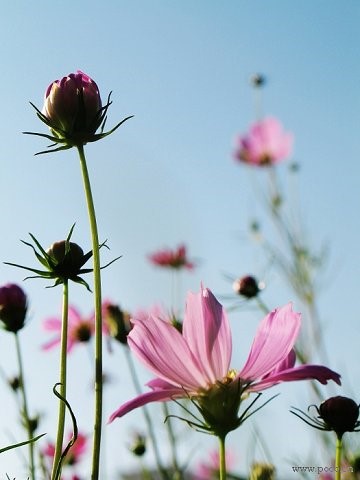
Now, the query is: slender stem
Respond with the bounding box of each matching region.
[77,145,103,480]
[124,347,169,480]
[335,437,342,480]
[162,403,182,479]
[218,435,227,480]
[255,297,270,315]
[14,332,35,480]
[51,280,69,479]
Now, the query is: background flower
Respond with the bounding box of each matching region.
[148,244,195,270]
[234,117,293,166]
[41,306,95,352]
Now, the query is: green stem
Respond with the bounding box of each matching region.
[335,436,342,480]
[162,403,182,480]
[51,280,69,479]
[218,435,227,480]
[14,332,35,480]
[77,145,103,480]
[124,347,169,480]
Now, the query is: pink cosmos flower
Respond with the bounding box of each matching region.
[148,244,195,270]
[109,286,340,436]
[234,117,293,166]
[41,306,95,352]
[195,449,236,480]
[42,432,87,469]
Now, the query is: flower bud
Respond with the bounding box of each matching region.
[319,396,360,439]
[103,303,131,345]
[8,376,21,391]
[46,240,85,279]
[233,276,260,299]
[250,462,275,480]
[0,283,28,333]
[129,433,146,457]
[250,73,266,88]
[42,71,102,144]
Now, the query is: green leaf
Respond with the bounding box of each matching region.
[0,433,45,454]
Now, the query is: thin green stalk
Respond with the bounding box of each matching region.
[124,347,169,480]
[162,403,182,480]
[14,332,35,480]
[51,279,69,479]
[218,435,227,480]
[77,145,103,480]
[335,437,342,480]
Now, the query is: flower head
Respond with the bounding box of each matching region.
[234,117,293,167]
[42,431,87,467]
[109,286,341,437]
[195,449,236,480]
[129,432,147,457]
[25,70,132,154]
[42,306,95,352]
[102,301,132,345]
[0,283,28,333]
[148,244,195,270]
[250,462,275,480]
[292,396,360,440]
[233,276,261,299]
[5,225,119,291]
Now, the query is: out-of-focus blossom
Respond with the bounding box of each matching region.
[42,431,87,473]
[0,283,28,333]
[148,244,195,270]
[25,70,132,153]
[250,462,275,480]
[5,226,119,291]
[234,117,293,167]
[292,396,360,440]
[102,301,132,345]
[233,275,262,299]
[250,73,266,88]
[129,432,147,457]
[42,306,95,352]
[109,286,340,438]
[195,449,236,480]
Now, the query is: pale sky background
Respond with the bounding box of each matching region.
[0,1,359,479]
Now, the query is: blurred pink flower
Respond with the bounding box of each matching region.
[234,117,293,166]
[41,306,95,352]
[195,449,236,480]
[42,431,87,468]
[109,286,340,436]
[148,244,195,270]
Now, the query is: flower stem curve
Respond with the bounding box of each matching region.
[77,145,103,480]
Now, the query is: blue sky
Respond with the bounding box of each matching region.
[0,1,359,478]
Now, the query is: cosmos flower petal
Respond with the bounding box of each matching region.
[128,314,208,389]
[248,365,341,392]
[42,317,62,331]
[182,286,232,383]
[239,303,300,380]
[41,337,61,351]
[108,386,184,422]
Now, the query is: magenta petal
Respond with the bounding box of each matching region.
[128,314,207,389]
[42,317,62,331]
[108,386,184,423]
[239,303,301,380]
[182,287,232,384]
[248,365,341,392]
[41,337,60,351]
